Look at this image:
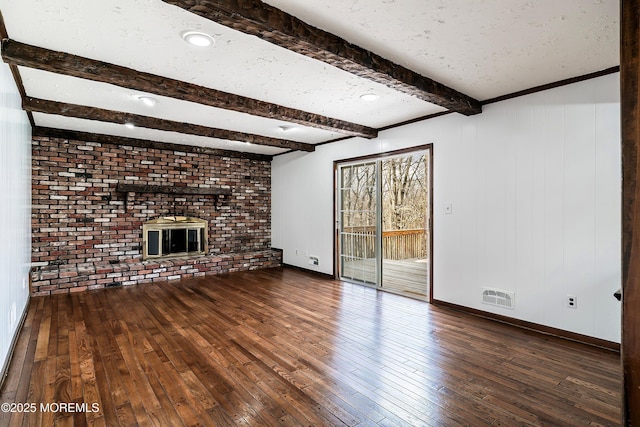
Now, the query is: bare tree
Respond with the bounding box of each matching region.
[340,162,377,229]
[341,154,428,231]
[382,154,427,230]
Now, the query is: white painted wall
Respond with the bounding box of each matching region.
[272,73,621,343]
[0,62,32,376]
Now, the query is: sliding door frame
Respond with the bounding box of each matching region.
[333,144,434,302]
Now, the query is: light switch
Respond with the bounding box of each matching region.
[444,203,453,214]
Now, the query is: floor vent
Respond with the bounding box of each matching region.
[482,288,515,309]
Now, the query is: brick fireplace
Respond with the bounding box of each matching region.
[30,135,282,296]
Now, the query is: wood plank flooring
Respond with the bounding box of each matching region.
[0,267,621,426]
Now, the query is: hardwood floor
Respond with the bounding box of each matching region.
[0,267,621,426]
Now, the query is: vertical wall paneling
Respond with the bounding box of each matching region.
[562,82,596,335]
[0,61,31,377]
[593,78,622,341]
[513,104,535,314]
[272,73,621,342]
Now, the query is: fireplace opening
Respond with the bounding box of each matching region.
[143,216,208,260]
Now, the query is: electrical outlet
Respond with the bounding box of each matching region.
[567,295,577,309]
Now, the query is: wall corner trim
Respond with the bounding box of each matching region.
[0,296,30,391]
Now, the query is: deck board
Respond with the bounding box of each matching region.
[342,258,429,298]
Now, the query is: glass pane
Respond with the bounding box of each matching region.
[188,229,199,252]
[148,230,160,256]
[162,230,170,255]
[170,229,187,253]
[381,153,429,298]
[339,161,377,285]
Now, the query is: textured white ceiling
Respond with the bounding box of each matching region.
[264,0,620,100]
[0,0,620,155]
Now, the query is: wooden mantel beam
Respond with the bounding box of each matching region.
[23,97,316,152]
[1,38,377,139]
[161,0,482,116]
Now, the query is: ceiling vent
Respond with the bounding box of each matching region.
[482,288,515,310]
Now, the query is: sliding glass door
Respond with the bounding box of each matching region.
[338,161,379,285]
[337,148,431,299]
[380,153,430,297]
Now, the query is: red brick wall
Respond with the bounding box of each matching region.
[31,136,280,294]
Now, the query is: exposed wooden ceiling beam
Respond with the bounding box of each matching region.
[23,97,316,152]
[31,127,273,161]
[161,0,482,116]
[1,39,377,139]
[0,15,34,127]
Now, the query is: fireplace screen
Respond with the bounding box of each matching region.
[143,216,208,260]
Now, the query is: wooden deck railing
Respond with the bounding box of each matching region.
[383,229,427,260]
[341,227,427,260]
[341,229,376,258]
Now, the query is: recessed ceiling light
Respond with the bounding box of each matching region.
[125,122,135,129]
[360,93,379,101]
[181,31,215,47]
[137,95,157,107]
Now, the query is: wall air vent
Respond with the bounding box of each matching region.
[482,288,515,310]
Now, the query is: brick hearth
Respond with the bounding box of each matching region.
[30,250,282,296]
